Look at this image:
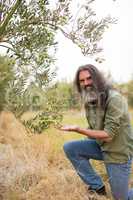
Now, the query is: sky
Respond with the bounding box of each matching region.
[55,0,133,83]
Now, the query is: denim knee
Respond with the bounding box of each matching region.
[63,142,74,156]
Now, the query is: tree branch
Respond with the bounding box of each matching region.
[0,0,22,39]
[0,44,21,57]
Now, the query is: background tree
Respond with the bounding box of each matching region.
[23,83,64,133]
[0,0,117,133]
[54,81,80,110]
[127,79,133,108]
[0,0,116,65]
[117,78,133,108]
[0,55,15,111]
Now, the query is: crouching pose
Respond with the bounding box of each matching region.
[60,64,133,200]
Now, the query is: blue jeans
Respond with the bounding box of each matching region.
[63,139,133,200]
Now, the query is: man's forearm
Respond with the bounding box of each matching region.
[60,125,112,142]
[76,127,112,142]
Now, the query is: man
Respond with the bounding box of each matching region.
[59,64,133,199]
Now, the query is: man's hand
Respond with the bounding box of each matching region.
[59,125,79,132]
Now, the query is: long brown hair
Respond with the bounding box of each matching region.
[74,64,112,109]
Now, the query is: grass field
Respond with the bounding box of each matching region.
[0,109,133,200]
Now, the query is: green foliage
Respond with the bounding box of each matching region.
[0,56,45,117]
[4,63,33,117]
[55,81,81,110]
[116,78,133,108]
[0,0,117,133]
[22,81,80,134]
[0,55,15,111]
[0,0,116,62]
[127,79,133,107]
[60,1,117,55]
[5,80,37,118]
[0,0,117,110]
[0,1,73,84]
[23,85,64,133]
[23,111,63,134]
[0,56,62,130]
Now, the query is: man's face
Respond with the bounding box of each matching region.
[79,70,97,104]
[79,70,93,90]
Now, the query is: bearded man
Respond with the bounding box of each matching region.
[60,64,133,200]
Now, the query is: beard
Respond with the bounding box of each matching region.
[81,86,98,105]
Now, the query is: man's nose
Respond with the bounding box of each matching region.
[84,79,89,86]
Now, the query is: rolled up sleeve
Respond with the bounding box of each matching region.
[104,95,125,138]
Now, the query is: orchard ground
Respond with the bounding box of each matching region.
[0,109,133,200]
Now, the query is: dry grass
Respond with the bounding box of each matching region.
[0,110,133,200]
[0,112,47,200]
